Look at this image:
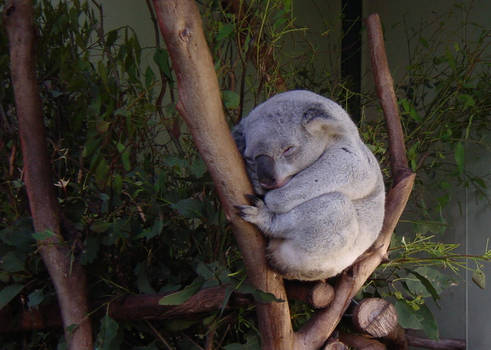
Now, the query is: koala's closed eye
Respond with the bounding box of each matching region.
[282,145,297,157]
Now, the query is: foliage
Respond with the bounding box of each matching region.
[0,0,489,348]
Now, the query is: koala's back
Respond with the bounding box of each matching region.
[266,140,385,280]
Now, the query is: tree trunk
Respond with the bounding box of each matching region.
[4,1,93,349]
[151,1,295,348]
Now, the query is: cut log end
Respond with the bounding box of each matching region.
[323,340,348,350]
[353,298,398,338]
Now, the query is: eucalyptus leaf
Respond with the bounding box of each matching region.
[454,142,465,175]
[222,90,240,109]
[0,284,24,309]
[1,251,25,273]
[32,229,56,241]
[27,289,44,309]
[159,279,203,306]
[472,268,485,289]
[395,300,421,329]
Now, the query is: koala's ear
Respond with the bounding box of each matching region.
[232,122,246,154]
[302,107,335,135]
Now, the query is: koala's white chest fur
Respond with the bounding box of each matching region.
[233,90,385,281]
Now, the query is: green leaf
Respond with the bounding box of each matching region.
[27,289,45,308]
[216,23,234,41]
[472,268,485,289]
[136,219,164,241]
[238,283,284,303]
[171,198,203,219]
[406,268,440,302]
[121,147,131,171]
[222,90,240,109]
[32,229,56,241]
[190,158,207,178]
[153,48,171,78]
[159,279,203,305]
[454,142,465,175]
[97,314,119,350]
[134,262,156,294]
[106,29,118,47]
[0,284,24,309]
[395,300,421,329]
[145,66,155,88]
[90,221,111,233]
[418,303,439,340]
[0,218,35,251]
[80,236,100,265]
[1,252,25,273]
[95,157,110,188]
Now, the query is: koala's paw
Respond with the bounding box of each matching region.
[234,195,273,233]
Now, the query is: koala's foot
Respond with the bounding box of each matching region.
[234,195,274,234]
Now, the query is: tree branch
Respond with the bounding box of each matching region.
[294,13,416,349]
[151,1,294,348]
[4,1,93,348]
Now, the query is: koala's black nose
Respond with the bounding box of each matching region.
[255,155,276,189]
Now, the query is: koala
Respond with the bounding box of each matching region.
[233,90,385,281]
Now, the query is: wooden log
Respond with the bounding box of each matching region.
[352,298,398,338]
[339,332,387,350]
[285,281,335,309]
[406,331,465,350]
[323,339,348,350]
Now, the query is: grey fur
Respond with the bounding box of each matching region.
[233,90,385,281]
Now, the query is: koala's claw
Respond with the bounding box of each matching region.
[244,194,262,206]
[234,197,271,232]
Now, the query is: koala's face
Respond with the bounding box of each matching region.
[235,91,356,192]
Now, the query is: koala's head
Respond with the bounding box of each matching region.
[233,90,359,193]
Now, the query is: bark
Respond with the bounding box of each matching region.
[285,281,335,309]
[339,332,387,350]
[3,1,93,349]
[366,14,411,185]
[0,286,252,332]
[406,331,465,350]
[323,340,349,350]
[151,1,294,348]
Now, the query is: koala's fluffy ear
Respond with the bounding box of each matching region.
[232,122,246,154]
[301,107,338,136]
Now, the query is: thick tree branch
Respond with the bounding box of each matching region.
[151,1,294,348]
[4,1,93,348]
[0,286,252,332]
[294,13,416,349]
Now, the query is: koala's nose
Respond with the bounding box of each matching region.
[255,155,277,189]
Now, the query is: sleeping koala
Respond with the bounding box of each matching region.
[233,90,385,281]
